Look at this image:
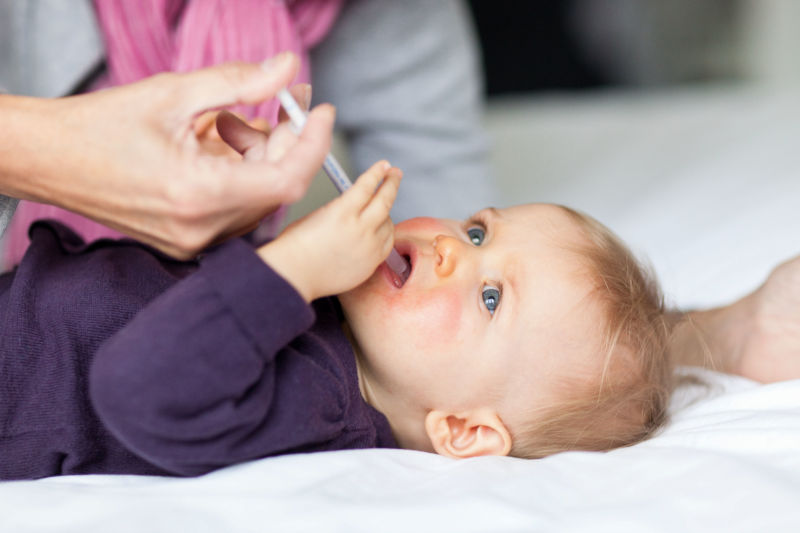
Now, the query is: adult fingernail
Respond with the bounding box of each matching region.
[302,84,312,109]
[318,104,336,121]
[261,51,291,72]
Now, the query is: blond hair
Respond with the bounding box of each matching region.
[510,206,674,458]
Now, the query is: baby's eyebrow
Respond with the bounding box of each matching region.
[485,207,502,219]
[472,207,501,222]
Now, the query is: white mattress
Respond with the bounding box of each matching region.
[2,85,799,532]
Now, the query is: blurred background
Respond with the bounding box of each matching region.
[467,0,799,93]
[460,0,799,308]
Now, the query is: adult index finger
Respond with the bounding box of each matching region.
[175,53,298,119]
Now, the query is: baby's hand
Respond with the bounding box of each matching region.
[257,161,402,302]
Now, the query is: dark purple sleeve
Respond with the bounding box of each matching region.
[90,239,334,476]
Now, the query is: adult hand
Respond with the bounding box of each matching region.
[736,255,800,382]
[671,254,800,383]
[192,110,268,160]
[0,52,333,259]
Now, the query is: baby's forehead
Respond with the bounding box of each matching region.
[483,201,609,337]
[496,204,590,244]
[501,208,597,276]
[504,261,605,355]
[497,202,571,220]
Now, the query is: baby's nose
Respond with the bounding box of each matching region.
[433,235,462,278]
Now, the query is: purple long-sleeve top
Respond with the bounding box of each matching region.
[0,222,396,480]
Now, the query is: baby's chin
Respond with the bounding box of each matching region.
[339,268,386,306]
[338,277,394,340]
[336,279,372,317]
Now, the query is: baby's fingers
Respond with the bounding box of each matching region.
[361,167,403,223]
[375,216,397,256]
[343,160,392,210]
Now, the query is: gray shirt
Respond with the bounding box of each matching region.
[312,0,497,221]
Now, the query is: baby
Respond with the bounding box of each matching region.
[0,161,671,479]
[337,200,671,459]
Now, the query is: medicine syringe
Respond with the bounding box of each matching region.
[276,88,410,287]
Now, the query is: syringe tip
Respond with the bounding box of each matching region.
[385,249,411,287]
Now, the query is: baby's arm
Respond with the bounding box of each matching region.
[90,161,401,475]
[90,238,321,476]
[669,254,800,382]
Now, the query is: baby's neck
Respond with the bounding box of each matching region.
[340,320,373,407]
[339,320,433,453]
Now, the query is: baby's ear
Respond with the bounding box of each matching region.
[424,409,512,458]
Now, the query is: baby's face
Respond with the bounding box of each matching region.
[339,204,606,434]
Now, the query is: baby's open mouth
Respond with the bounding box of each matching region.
[387,242,414,288]
[400,254,411,284]
[389,254,412,288]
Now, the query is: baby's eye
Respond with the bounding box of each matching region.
[467,227,485,246]
[482,285,501,315]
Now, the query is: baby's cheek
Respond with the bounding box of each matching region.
[393,288,463,350]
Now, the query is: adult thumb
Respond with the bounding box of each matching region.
[175,52,299,117]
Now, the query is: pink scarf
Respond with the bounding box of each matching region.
[5,0,342,266]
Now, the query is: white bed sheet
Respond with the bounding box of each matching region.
[3,372,800,533]
[2,85,799,532]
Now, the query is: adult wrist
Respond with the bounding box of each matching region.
[669,297,754,374]
[0,94,65,203]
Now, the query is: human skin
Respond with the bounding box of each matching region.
[0,52,332,259]
[257,160,403,304]
[257,174,800,458]
[338,204,608,456]
[261,200,607,457]
[670,254,800,383]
